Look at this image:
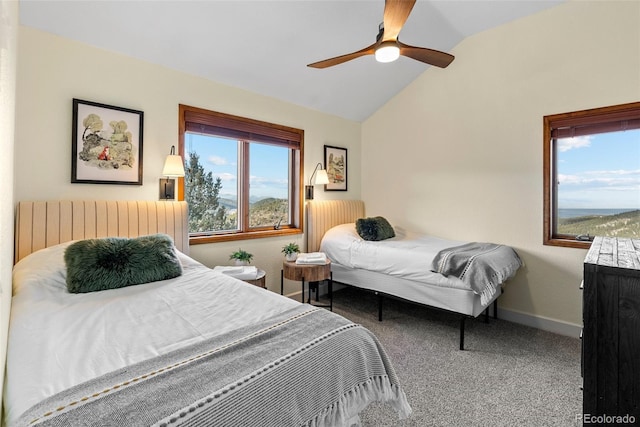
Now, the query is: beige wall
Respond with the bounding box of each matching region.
[10,1,639,341]
[0,0,18,404]
[14,27,361,295]
[362,0,640,331]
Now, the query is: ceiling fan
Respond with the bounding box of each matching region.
[307,0,454,69]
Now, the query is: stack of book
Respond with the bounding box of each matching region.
[295,252,327,265]
[212,265,258,280]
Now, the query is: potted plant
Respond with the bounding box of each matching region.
[229,249,253,266]
[282,242,300,262]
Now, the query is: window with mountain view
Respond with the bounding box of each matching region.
[178,105,303,244]
[544,102,640,248]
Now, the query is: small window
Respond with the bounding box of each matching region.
[179,105,303,244]
[543,102,640,248]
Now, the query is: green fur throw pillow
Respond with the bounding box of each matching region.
[64,234,183,293]
[355,216,396,241]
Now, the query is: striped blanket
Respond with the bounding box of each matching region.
[16,305,411,427]
[431,242,523,305]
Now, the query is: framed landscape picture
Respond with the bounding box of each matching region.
[71,98,144,185]
[324,145,347,191]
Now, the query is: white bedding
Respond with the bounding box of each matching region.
[320,223,472,291]
[4,242,298,426]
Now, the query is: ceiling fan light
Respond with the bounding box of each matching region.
[375,42,400,63]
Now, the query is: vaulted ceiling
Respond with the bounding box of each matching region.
[19,0,565,122]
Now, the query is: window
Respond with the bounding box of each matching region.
[543,102,640,248]
[179,105,303,244]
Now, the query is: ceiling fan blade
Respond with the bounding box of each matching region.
[307,43,376,69]
[382,0,416,41]
[398,41,454,68]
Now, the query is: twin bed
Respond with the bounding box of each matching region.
[5,200,411,427]
[307,200,523,350]
[5,198,522,425]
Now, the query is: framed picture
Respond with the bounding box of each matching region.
[71,98,144,185]
[324,145,347,191]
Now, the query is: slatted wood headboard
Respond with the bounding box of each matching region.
[14,200,189,264]
[307,200,364,252]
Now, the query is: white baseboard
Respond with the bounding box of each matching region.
[498,307,581,339]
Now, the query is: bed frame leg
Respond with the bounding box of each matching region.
[459,316,466,351]
[484,308,489,323]
[377,293,383,322]
[493,298,498,319]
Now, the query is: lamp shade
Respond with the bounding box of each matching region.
[314,169,329,185]
[162,155,185,177]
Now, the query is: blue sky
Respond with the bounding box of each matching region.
[185,133,289,199]
[557,129,640,209]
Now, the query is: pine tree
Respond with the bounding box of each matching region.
[184,152,230,232]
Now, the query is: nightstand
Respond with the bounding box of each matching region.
[280,259,332,310]
[244,269,266,288]
[213,266,266,289]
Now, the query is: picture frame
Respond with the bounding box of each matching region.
[71,98,144,185]
[324,145,347,191]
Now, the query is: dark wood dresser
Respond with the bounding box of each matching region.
[583,236,640,424]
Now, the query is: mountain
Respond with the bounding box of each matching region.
[249,198,288,227]
[557,209,640,239]
[218,197,237,212]
[215,196,288,228]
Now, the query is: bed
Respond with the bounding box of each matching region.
[307,200,523,350]
[4,200,411,427]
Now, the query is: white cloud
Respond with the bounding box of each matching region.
[207,156,229,166]
[250,175,288,187]
[585,169,640,176]
[557,173,582,185]
[557,136,592,152]
[560,169,640,184]
[217,172,236,182]
[248,175,289,198]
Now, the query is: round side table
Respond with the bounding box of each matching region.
[244,269,266,288]
[281,259,332,310]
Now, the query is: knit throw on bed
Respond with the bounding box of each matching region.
[431,242,523,306]
[15,305,411,427]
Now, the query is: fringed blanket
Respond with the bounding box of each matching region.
[431,242,523,306]
[16,305,411,427]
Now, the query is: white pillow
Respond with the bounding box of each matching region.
[12,241,74,296]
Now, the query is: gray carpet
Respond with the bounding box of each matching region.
[329,287,583,427]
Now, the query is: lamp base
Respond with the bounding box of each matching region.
[160,178,175,200]
[305,185,314,200]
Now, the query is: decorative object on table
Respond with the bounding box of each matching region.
[296,252,328,265]
[212,265,258,281]
[324,145,347,191]
[229,249,253,266]
[304,162,330,200]
[71,98,143,185]
[282,242,300,261]
[212,265,265,288]
[159,145,185,199]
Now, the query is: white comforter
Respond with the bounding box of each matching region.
[4,242,298,426]
[320,223,473,291]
